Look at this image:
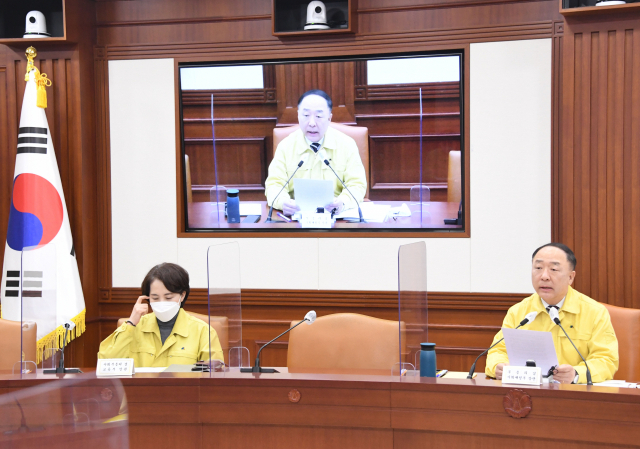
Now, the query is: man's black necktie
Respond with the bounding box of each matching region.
[546,305,559,313]
[310,142,320,153]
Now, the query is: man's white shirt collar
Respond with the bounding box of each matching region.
[541,296,565,310]
[305,136,325,149]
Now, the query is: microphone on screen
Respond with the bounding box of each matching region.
[315,149,365,223]
[548,307,592,385]
[241,310,316,373]
[466,311,539,379]
[266,153,309,223]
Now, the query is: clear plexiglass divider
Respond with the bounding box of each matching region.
[206,242,250,375]
[9,245,57,376]
[396,242,428,377]
[0,373,129,448]
[208,93,224,228]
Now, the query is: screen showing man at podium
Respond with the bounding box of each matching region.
[179,53,464,232]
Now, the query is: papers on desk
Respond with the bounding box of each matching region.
[503,328,559,374]
[595,380,639,388]
[389,203,411,217]
[335,202,391,223]
[134,367,167,373]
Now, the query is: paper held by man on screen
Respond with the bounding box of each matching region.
[293,178,334,212]
[503,328,559,373]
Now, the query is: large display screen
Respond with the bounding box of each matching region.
[179,51,464,233]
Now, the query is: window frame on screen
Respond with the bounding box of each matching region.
[175,48,470,239]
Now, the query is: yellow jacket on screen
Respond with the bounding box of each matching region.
[485,286,618,383]
[265,127,367,211]
[98,309,224,367]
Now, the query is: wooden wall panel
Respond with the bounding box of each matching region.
[559,16,640,308]
[276,61,356,124]
[369,135,460,201]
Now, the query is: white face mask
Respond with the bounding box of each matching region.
[150,301,180,322]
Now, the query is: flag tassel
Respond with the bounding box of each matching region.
[35,72,51,109]
[24,46,52,109]
[37,308,86,364]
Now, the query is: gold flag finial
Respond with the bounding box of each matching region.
[23,46,52,108]
[25,46,37,80]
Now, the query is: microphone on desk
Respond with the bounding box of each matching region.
[241,310,316,373]
[43,321,82,374]
[548,307,592,385]
[466,311,539,379]
[266,154,309,223]
[316,149,365,223]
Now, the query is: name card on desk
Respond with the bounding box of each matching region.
[502,366,541,386]
[97,359,134,377]
[300,212,334,229]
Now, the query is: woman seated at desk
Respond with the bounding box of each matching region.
[98,263,224,367]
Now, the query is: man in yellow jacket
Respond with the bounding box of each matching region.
[265,89,367,216]
[486,243,618,384]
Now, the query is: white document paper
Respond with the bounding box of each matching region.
[595,380,639,388]
[239,203,262,216]
[293,178,334,212]
[389,203,411,217]
[334,202,391,222]
[502,328,559,374]
[134,367,167,373]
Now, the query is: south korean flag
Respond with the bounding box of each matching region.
[0,67,85,360]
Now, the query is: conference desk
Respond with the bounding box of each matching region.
[1,369,639,448]
[187,201,463,230]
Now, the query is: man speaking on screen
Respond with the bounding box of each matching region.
[486,243,618,384]
[265,89,367,216]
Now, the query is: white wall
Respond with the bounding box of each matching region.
[108,39,551,293]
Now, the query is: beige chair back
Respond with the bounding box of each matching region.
[603,303,640,381]
[447,150,462,203]
[0,319,37,371]
[273,123,370,198]
[117,311,229,362]
[287,313,403,371]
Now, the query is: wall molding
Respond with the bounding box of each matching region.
[100,22,555,60]
[96,14,271,28]
[100,287,525,310]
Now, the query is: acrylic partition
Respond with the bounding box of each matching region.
[0,374,129,448]
[394,242,428,376]
[208,94,224,228]
[206,242,250,372]
[9,245,57,376]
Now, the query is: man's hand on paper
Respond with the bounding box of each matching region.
[495,362,509,380]
[282,199,300,216]
[325,198,345,215]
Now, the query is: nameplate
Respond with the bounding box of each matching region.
[97,359,134,377]
[300,212,334,229]
[502,366,541,386]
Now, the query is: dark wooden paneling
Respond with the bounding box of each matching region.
[369,134,460,201]
[185,137,267,199]
[559,17,640,308]
[276,61,356,124]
